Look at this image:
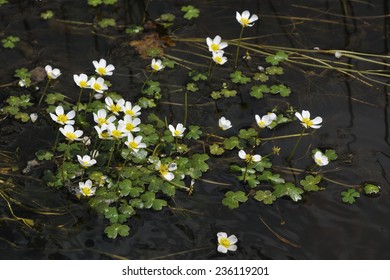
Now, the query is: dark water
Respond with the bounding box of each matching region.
[0,0,389,259]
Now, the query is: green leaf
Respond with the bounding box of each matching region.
[324,149,338,161]
[230,71,251,84]
[273,183,304,202]
[209,144,224,155]
[138,97,156,108]
[142,80,161,96]
[265,51,288,66]
[190,154,209,172]
[88,0,102,7]
[104,224,130,239]
[341,188,360,204]
[300,175,323,192]
[103,0,117,4]
[250,85,270,99]
[253,157,272,172]
[222,191,248,209]
[364,184,380,195]
[253,72,269,82]
[181,5,200,20]
[239,174,259,188]
[104,207,119,223]
[119,204,136,217]
[2,36,20,48]
[98,18,116,28]
[254,190,276,204]
[189,70,207,81]
[185,125,202,140]
[160,13,175,22]
[186,83,198,92]
[125,25,144,35]
[45,93,65,105]
[152,199,167,210]
[36,150,53,161]
[140,191,156,209]
[223,136,243,150]
[238,128,257,139]
[162,182,176,196]
[258,171,285,185]
[266,66,284,75]
[41,10,54,20]
[148,176,164,192]
[15,112,30,122]
[270,84,291,97]
[162,58,176,69]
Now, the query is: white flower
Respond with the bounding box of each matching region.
[79,180,96,197]
[236,10,258,27]
[168,123,186,138]
[82,136,91,146]
[206,35,228,52]
[255,113,277,129]
[125,133,146,153]
[92,58,115,76]
[151,58,165,71]
[30,113,38,123]
[313,151,329,166]
[94,125,111,140]
[73,73,89,88]
[77,155,97,168]
[156,161,177,181]
[59,125,83,142]
[217,232,238,253]
[295,110,323,129]
[335,51,342,59]
[118,115,141,133]
[88,77,108,93]
[218,117,232,130]
[121,101,141,117]
[45,65,61,79]
[18,79,27,87]
[212,50,228,65]
[238,150,262,163]
[105,97,125,115]
[106,123,125,140]
[93,109,116,126]
[50,105,75,125]
[90,150,99,159]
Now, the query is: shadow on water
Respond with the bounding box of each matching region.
[0,0,389,259]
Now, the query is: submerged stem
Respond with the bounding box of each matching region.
[234,26,245,68]
[76,88,84,113]
[183,91,188,127]
[38,79,51,106]
[287,127,306,162]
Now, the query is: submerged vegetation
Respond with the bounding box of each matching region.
[0,0,387,252]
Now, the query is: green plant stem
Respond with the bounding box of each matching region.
[116,149,131,185]
[234,26,245,69]
[87,89,94,108]
[38,79,51,106]
[61,141,72,182]
[142,72,154,91]
[52,128,60,152]
[143,0,150,23]
[242,164,249,182]
[106,141,115,172]
[76,88,84,112]
[183,91,188,127]
[208,62,215,81]
[287,127,306,162]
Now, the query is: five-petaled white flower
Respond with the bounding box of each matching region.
[79,180,96,197]
[92,58,115,76]
[218,117,232,130]
[212,50,228,65]
[106,123,125,140]
[88,77,108,93]
[93,109,116,126]
[217,232,238,254]
[59,125,83,142]
[169,123,186,138]
[121,101,141,117]
[118,115,141,133]
[73,73,89,88]
[313,151,329,166]
[151,58,165,71]
[105,97,125,115]
[238,150,262,164]
[156,161,177,181]
[236,10,258,27]
[295,110,323,129]
[255,113,277,129]
[206,35,228,52]
[45,65,61,79]
[77,155,97,168]
[50,105,75,125]
[94,125,111,140]
[125,133,146,153]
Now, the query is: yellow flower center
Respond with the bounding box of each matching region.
[258,120,266,128]
[240,18,250,26]
[125,109,135,116]
[244,154,253,163]
[79,80,88,88]
[100,131,110,139]
[210,43,219,51]
[82,160,90,167]
[81,187,91,196]
[111,130,122,139]
[214,56,223,64]
[65,132,77,141]
[98,118,107,125]
[129,141,138,149]
[57,114,68,123]
[110,104,121,114]
[174,130,182,137]
[152,64,160,71]
[219,237,231,248]
[126,123,135,131]
[302,117,313,127]
[158,164,169,176]
[93,83,101,91]
[97,67,106,76]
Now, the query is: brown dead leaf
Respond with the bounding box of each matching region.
[130,32,176,58]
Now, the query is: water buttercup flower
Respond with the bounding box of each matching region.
[79,180,96,197]
[122,101,141,117]
[59,125,83,142]
[218,117,232,130]
[125,133,146,153]
[212,50,228,65]
[206,35,228,52]
[313,151,329,166]
[77,155,97,168]
[73,73,89,88]
[106,123,125,140]
[93,109,116,126]
[217,232,238,254]
[118,115,141,133]
[94,125,111,140]
[151,58,165,71]
[93,58,115,76]
[88,77,108,93]
[255,113,277,129]
[295,110,323,129]
[236,10,258,27]
[238,150,262,163]
[169,123,186,138]
[156,161,177,181]
[45,65,61,79]
[50,105,75,125]
[105,97,125,115]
